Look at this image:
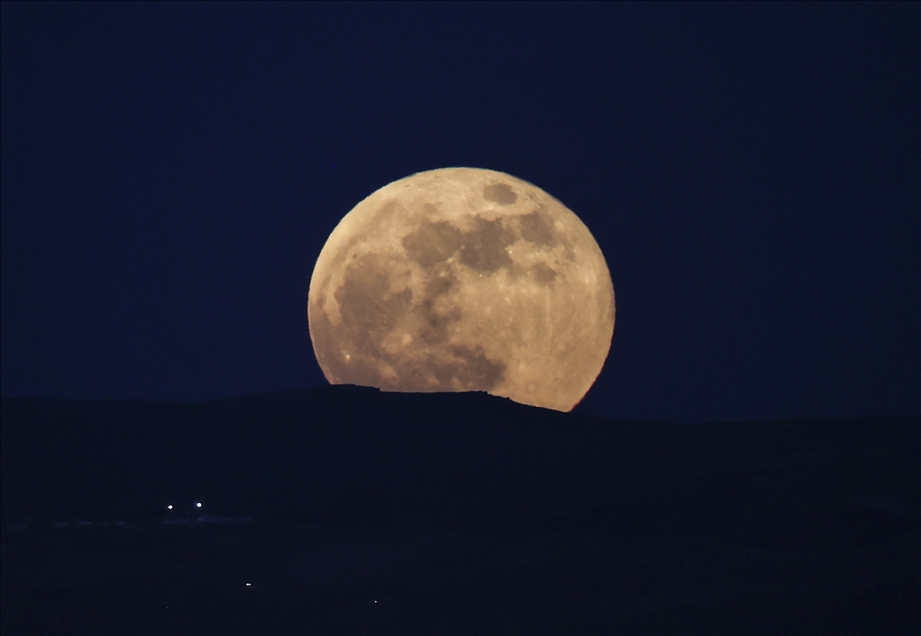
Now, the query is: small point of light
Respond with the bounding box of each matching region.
[246,582,252,587]
[196,502,202,508]
[373,600,378,604]
[167,505,173,510]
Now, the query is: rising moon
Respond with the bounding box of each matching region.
[308,168,615,412]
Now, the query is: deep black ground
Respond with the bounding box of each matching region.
[2,387,919,634]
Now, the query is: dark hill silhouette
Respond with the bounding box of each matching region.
[2,387,919,634]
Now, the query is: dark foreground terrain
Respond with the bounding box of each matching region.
[2,387,919,634]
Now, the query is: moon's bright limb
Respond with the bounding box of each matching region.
[308,168,615,412]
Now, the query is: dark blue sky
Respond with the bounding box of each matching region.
[1,2,918,422]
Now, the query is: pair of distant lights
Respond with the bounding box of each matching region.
[166,502,202,510]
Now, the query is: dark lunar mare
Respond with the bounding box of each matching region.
[321,241,507,392]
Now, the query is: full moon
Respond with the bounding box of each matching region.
[308,168,615,412]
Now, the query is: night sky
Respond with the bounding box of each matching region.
[2,2,918,423]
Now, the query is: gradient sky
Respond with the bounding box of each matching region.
[1,2,918,422]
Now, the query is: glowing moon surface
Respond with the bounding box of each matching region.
[308,168,615,412]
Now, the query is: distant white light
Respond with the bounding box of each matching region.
[167,505,173,510]
[373,600,378,604]
[196,502,202,508]
[245,583,252,587]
